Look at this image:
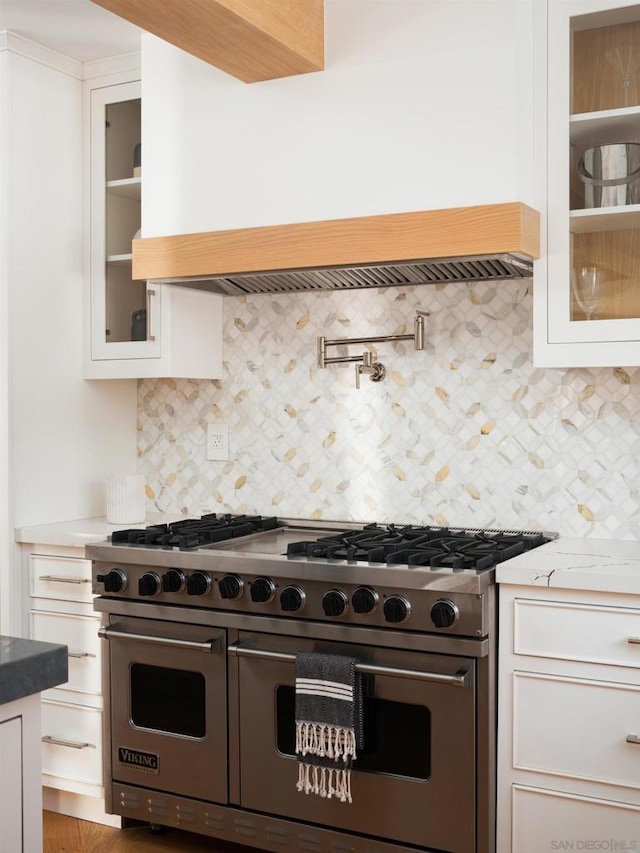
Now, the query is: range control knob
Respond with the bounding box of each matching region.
[218,574,244,600]
[322,589,348,618]
[138,572,161,597]
[280,586,305,612]
[383,595,411,624]
[162,569,185,593]
[250,577,275,604]
[187,572,212,596]
[351,586,378,614]
[430,599,459,629]
[97,569,127,594]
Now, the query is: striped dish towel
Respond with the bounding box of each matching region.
[294,651,364,803]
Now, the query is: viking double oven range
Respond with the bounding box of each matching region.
[87,515,554,853]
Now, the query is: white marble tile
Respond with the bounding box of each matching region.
[136,281,640,538]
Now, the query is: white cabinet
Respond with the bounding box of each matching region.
[534,0,640,367]
[25,544,119,826]
[0,695,43,853]
[84,71,223,380]
[497,584,640,851]
[0,716,23,852]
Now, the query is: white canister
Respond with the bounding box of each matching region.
[105,474,146,525]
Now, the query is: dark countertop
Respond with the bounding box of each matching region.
[0,636,68,706]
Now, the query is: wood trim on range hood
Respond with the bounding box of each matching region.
[89,0,324,83]
[132,203,540,296]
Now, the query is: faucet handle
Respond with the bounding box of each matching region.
[370,361,386,383]
[355,351,385,389]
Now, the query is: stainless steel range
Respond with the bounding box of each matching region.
[87,515,555,853]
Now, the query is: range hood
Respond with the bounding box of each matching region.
[132,202,539,296]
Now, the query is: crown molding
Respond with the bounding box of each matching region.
[0,30,82,79]
[82,51,141,81]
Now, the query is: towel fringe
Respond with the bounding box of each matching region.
[296,762,352,804]
[295,721,356,762]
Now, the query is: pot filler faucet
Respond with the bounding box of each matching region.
[317,309,429,388]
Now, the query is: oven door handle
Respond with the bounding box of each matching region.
[227,642,472,688]
[98,625,221,653]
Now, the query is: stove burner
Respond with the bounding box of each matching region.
[111,513,278,551]
[286,525,551,571]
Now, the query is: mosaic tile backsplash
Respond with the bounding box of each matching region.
[138,281,640,539]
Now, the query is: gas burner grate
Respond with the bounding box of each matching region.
[285,525,552,570]
[110,513,278,551]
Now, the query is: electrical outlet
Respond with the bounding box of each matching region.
[206,423,229,461]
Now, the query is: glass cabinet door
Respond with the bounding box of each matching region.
[90,81,160,361]
[547,0,640,347]
[571,6,640,324]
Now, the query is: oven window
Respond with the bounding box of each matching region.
[130,664,206,738]
[275,686,431,779]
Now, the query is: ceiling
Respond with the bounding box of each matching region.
[0,0,142,62]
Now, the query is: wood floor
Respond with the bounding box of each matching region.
[43,811,257,853]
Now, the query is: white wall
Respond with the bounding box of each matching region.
[142,0,534,237]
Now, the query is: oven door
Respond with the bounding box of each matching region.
[231,632,477,853]
[101,616,227,803]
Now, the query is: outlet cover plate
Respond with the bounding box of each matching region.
[206,423,229,461]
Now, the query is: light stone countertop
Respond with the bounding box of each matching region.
[496,537,640,595]
[14,513,184,549]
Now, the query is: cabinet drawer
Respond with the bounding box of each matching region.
[512,784,640,852]
[41,700,103,786]
[30,611,101,696]
[30,555,93,603]
[514,598,640,668]
[513,671,640,789]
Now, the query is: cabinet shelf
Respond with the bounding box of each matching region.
[106,177,141,200]
[570,106,640,147]
[570,204,640,232]
[106,253,133,265]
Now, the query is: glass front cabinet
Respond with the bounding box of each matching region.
[535,0,640,367]
[84,76,222,380]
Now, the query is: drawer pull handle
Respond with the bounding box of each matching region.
[38,575,90,585]
[42,735,95,750]
[627,734,640,745]
[67,651,95,659]
[628,637,640,645]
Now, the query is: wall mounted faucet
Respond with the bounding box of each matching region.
[317,310,429,389]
